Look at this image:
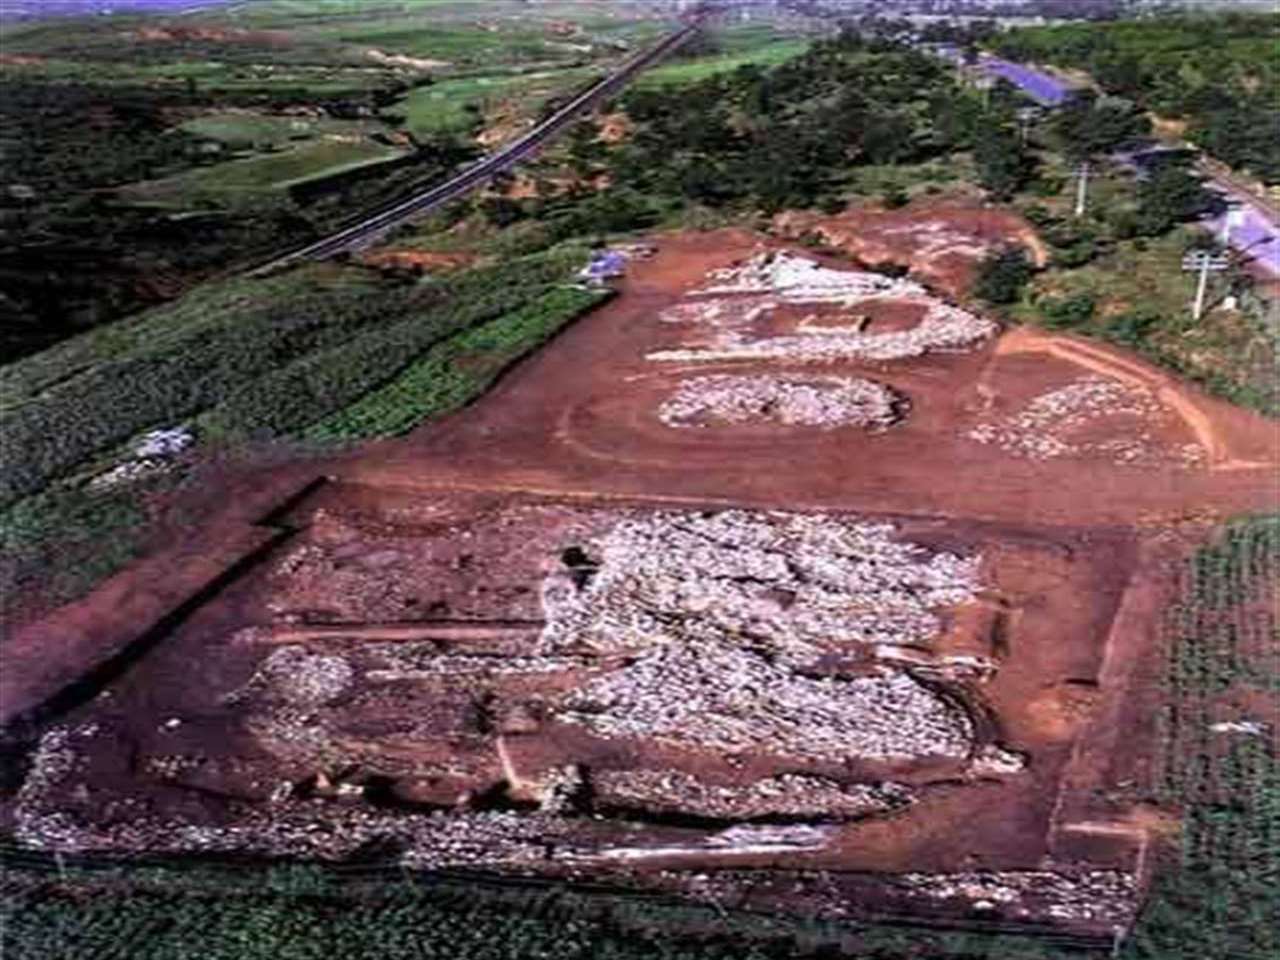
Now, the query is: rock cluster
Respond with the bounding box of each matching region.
[651,250,995,364]
[538,511,980,762]
[594,768,913,820]
[558,642,972,762]
[223,645,354,708]
[897,869,1139,926]
[539,510,982,662]
[658,374,906,431]
[649,300,995,364]
[89,426,194,490]
[695,251,909,302]
[968,375,1205,467]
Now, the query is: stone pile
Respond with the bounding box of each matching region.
[648,300,995,364]
[658,297,776,328]
[538,510,982,662]
[696,251,908,303]
[14,724,567,868]
[657,374,906,431]
[562,824,835,864]
[90,426,195,490]
[249,646,355,706]
[650,250,996,364]
[594,769,914,820]
[557,642,973,762]
[897,869,1139,926]
[968,375,1205,467]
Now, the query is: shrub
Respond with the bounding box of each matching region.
[1105,307,1162,346]
[974,246,1034,305]
[1037,293,1097,328]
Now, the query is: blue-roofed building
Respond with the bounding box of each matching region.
[579,250,629,285]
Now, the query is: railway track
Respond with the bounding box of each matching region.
[251,17,705,277]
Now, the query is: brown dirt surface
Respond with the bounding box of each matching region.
[596,112,633,145]
[4,221,1277,943]
[357,249,479,273]
[775,200,1051,297]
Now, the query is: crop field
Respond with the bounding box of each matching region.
[179,111,383,149]
[0,245,598,615]
[1127,516,1279,960]
[393,68,593,139]
[305,285,612,440]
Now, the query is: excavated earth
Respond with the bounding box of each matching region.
[3,220,1278,945]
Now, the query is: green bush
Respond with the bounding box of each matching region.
[974,246,1034,305]
[1104,307,1162,346]
[1037,293,1097,328]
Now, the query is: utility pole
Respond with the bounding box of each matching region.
[1073,161,1090,218]
[1016,107,1038,148]
[1193,255,1211,321]
[1181,250,1229,322]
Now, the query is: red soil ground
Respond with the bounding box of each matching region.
[775,200,1052,298]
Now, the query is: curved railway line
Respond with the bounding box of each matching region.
[251,16,706,277]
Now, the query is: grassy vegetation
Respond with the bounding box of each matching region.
[0,851,1119,960]
[1003,161,1279,416]
[306,284,609,440]
[122,138,408,202]
[636,39,812,87]
[0,244,600,610]
[0,247,590,499]
[1124,516,1279,960]
[392,68,593,139]
[179,111,381,149]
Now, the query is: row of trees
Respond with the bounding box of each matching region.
[996,14,1280,184]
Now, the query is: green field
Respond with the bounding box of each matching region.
[180,111,382,149]
[0,246,600,608]
[391,66,595,138]
[119,138,408,202]
[637,39,812,87]
[1125,516,1280,960]
[305,284,610,439]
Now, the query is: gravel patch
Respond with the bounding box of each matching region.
[897,869,1140,926]
[558,643,973,762]
[651,252,994,364]
[595,769,913,820]
[967,375,1205,467]
[539,510,981,662]
[658,374,907,431]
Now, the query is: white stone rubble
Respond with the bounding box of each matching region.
[658,374,905,431]
[539,510,982,661]
[897,869,1139,925]
[232,645,355,706]
[695,251,908,302]
[90,426,195,490]
[594,768,914,820]
[967,376,1205,467]
[650,251,995,364]
[559,643,972,762]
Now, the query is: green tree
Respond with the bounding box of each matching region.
[1051,92,1150,163]
[974,246,1034,305]
[974,119,1031,199]
[1135,162,1214,236]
